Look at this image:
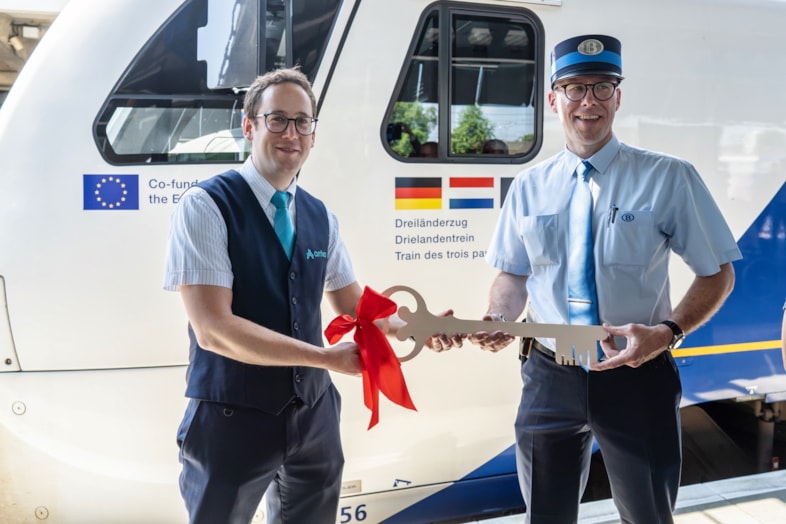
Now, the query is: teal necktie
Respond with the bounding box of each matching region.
[271,190,295,260]
[567,161,600,325]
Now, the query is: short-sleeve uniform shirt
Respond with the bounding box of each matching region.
[486,135,742,335]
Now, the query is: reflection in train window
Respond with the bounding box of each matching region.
[384,4,543,163]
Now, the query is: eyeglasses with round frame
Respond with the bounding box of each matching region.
[554,81,620,102]
[256,112,318,136]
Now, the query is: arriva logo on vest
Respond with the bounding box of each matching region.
[307,249,327,260]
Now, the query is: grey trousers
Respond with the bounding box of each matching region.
[178,385,344,524]
[516,348,682,524]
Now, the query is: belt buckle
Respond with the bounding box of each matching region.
[519,337,535,361]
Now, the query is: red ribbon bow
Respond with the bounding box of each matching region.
[324,286,417,429]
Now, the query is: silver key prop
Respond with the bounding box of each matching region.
[383,285,608,366]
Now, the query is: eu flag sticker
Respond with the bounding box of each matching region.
[83,174,139,210]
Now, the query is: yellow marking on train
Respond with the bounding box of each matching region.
[673,340,780,358]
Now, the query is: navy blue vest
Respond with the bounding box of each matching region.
[185,170,331,415]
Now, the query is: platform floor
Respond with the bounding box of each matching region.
[473,470,786,523]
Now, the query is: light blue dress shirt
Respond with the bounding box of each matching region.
[486,135,742,341]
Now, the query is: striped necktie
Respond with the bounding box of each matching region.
[271,190,295,260]
[567,160,600,325]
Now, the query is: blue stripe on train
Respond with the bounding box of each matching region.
[691,180,786,347]
[679,180,786,404]
[380,446,522,523]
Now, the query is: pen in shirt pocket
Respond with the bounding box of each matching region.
[607,205,619,226]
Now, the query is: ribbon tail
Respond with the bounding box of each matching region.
[367,327,417,411]
[359,342,381,429]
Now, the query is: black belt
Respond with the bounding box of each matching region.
[519,337,553,361]
[520,337,671,369]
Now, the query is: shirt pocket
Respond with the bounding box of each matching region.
[518,214,559,266]
[604,210,655,266]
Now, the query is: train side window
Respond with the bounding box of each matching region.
[384,3,543,163]
[386,12,440,160]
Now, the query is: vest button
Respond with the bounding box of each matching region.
[293,322,300,331]
[295,374,303,383]
[289,271,296,280]
[291,296,298,305]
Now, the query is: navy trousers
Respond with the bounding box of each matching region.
[177,384,344,524]
[515,348,682,524]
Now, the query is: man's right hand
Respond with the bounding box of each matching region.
[425,309,467,352]
[325,341,362,376]
[425,311,516,353]
[467,314,516,352]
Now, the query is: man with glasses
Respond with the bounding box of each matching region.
[430,35,740,522]
[163,68,393,524]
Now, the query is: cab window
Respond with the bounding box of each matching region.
[384,3,543,163]
[94,0,341,165]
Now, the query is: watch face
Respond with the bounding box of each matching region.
[670,333,685,350]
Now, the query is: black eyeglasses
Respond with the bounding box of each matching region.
[554,81,620,102]
[256,112,318,136]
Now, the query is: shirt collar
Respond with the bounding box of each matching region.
[564,134,620,176]
[238,157,298,208]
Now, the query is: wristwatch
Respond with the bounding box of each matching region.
[660,320,684,350]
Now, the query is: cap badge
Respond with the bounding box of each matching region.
[577,39,604,56]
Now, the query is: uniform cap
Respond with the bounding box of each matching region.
[550,34,622,85]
